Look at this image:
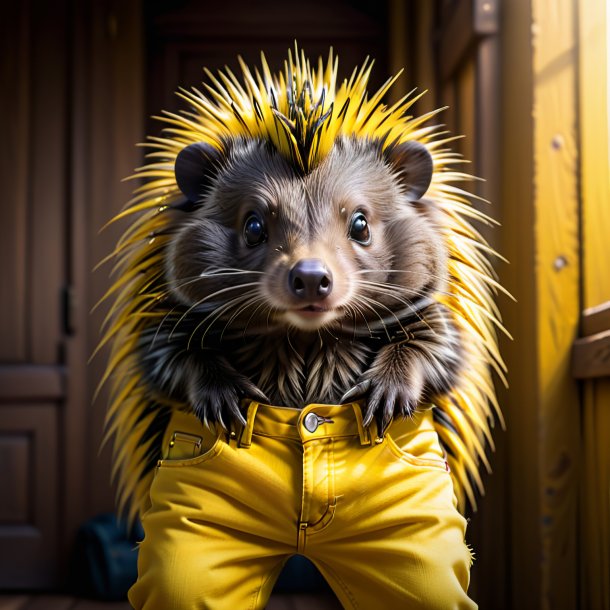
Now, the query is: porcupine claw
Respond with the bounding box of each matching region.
[187,357,269,429]
[340,379,371,404]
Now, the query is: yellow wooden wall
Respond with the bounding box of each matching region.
[391,0,610,608]
[579,0,610,607]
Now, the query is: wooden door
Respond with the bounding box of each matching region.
[0,0,145,589]
[0,0,68,588]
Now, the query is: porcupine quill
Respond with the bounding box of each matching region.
[99,46,508,523]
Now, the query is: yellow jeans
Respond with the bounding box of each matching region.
[129,401,476,609]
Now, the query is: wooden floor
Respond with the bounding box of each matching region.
[0,593,342,609]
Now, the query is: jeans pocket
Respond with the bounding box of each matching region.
[156,411,224,468]
[384,414,449,472]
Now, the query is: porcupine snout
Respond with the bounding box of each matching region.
[288,259,333,301]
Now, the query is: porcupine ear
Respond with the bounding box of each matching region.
[385,140,433,201]
[174,141,223,204]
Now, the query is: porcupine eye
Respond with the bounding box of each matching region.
[243,213,267,247]
[348,211,371,245]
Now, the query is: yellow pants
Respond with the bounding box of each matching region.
[129,402,477,609]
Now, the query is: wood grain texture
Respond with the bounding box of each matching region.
[531,0,581,607]
[582,301,610,338]
[572,331,610,379]
[578,0,610,608]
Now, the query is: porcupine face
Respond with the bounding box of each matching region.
[166,136,446,336]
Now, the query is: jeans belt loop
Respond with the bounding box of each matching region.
[350,402,373,446]
[238,401,260,448]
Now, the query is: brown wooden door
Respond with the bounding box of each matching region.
[0,0,69,588]
[0,0,145,589]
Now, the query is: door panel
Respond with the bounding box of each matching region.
[0,405,59,587]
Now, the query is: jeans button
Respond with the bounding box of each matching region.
[303,412,320,433]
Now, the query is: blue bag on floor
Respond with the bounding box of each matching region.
[69,513,142,600]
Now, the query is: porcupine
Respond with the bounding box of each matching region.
[102,48,505,522]
[140,134,462,434]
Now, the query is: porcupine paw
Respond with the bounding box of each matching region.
[187,359,268,430]
[340,350,425,433]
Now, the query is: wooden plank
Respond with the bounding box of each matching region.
[500,0,581,608]
[579,0,610,606]
[582,301,610,337]
[581,380,610,610]
[498,0,540,606]
[531,0,581,608]
[573,331,610,379]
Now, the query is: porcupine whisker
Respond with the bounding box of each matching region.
[220,293,269,340]
[340,303,373,341]
[354,278,446,314]
[203,295,257,345]
[186,292,258,351]
[196,291,261,348]
[155,273,212,292]
[242,299,273,338]
[154,268,262,295]
[354,276,453,301]
[355,268,450,282]
[286,329,304,364]
[351,296,392,341]
[354,280,429,311]
[358,294,409,338]
[169,282,261,340]
[347,301,374,338]
[322,326,339,342]
[354,269,457,297]
[353,280,436,329]
[345,305,360,342]
[200,267,265,277]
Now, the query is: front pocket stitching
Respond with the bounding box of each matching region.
[385,432,449,471]
[157,434,224,468]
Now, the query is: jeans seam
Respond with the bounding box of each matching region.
[318,560,359,609]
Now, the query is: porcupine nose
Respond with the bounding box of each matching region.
[288,259,333,301]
